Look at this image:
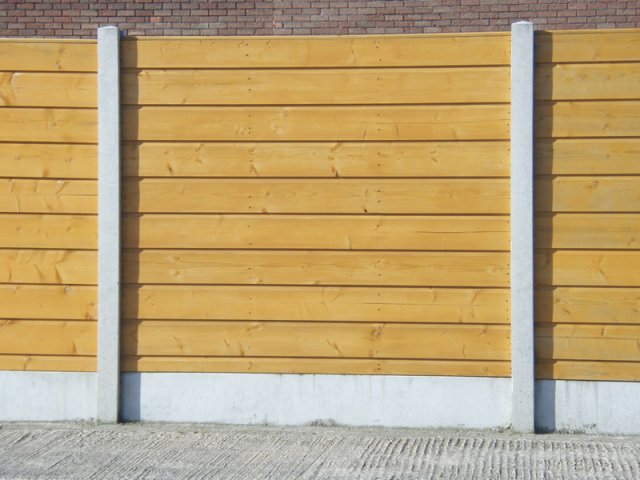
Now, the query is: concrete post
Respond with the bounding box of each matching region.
[510,21,535,433]
[97,26,121,423]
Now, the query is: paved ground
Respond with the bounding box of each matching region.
[1,423,639,479]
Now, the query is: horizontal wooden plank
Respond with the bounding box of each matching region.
[124,141,510,178]
[0,249,96,285]
[0,284,96,320]
[124,250,509,287]
[124,105,510,142]
[0,320,95,355]
[0,354,95,372]
[536,287,640,325]
[536,63,640,101]
[122,34,510,69]
[536,30,640,63]
[537,361,640,381]
[124,285,510,324]
[124,179,510,214]
[536,176,640,213]
[536,251,640,287]
[124,67,509,105]
[126,214,510,250]
[123,356,510,376]
[0,214,96,249]
[536,101,640,138]
[0,40,96,72]
[0,180,97,214]
[0,72,96,107]
[0,108,97,143]
[123,321,510,360]
[0,143,97,179]
[535,139,640,175]
[537,324,640,362]
[535,214,640,249]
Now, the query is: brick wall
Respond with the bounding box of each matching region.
[1,1,639,38]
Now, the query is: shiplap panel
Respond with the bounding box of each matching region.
[0,285,96,320]
[122,34,510,69]
[537,361,640,381]
[124,105,510,142]
[0,40,97,72]
[122,321,510,360]
[126,214,509,250]
[125,250,510,287]
[0,143,97,179]
[0,320,96,355]
[124,179,509,214]
[124,141,509,178]
[0,214,96,249]
[0,72,96,107]
[0,249,96,285]
[0,179,96,214]
[536,30,640,63]
[536,251,640,287]
[123,285,510,324]
[0,354,95,372]
[536,287,640,325]
[0,108,97,143]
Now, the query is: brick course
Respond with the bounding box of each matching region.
[0,0,639,37]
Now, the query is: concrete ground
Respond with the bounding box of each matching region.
[0,423,639,479]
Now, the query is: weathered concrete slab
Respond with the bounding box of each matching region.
[0,423,639,479]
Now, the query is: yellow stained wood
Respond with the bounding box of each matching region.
[0,180,97,214]
[535,214,640,249]
[536,176,640,212]
[536,101,640,138]
[0,214,96,249]
[124,141,510,178]
[125,250,509,287]
[0,354,95,372]
[536,30,640,63]
[536,139,640,175]
[124,179,510,214]
[536,324,640,362]
[0,143,97,179]
[0,320,95,355]
[536,287,640,325]
[536,63,640,101]
[536,251,640,287]
[126,214,509,250]
[0,284,96,320]
[122,34,510,68]
[124,285,510,324]
[537,361,640,381]
[124,67,509,105]
[124,105,510,142]
[0,40,96,72]
[0,72,96,107]
[123,356,510,377]
[0,108,97,143]
[123,320,510,360]
[0,249,96,285]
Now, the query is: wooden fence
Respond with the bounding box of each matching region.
[0,29,638,381]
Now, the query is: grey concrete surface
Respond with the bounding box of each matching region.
[0,423,639,479]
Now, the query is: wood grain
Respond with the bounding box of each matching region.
[0,72,96,107]
[0,108,97,143]
[0,249,96,285]
[0,354,95,372]
[536,287,640,325]
[0,179,97,214]
[0,284,96,320]
[124,250,510,287]
[123,285,510,324]
[0,40,96,72]
[0,320,95,355]
[126,214,510,250]
[536,251,640,287]
[124,179,510,214]
[124,67,509,105]
[0,214,96,249]
[123,355,510,376]
[122,34,510,68]
[124,105,510,142]
[0,143,97,179]
[536,30,640,63]
[123,320,510,360]
[535,214,640,249]
[124,141,509,178]
[537,360,640,381]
